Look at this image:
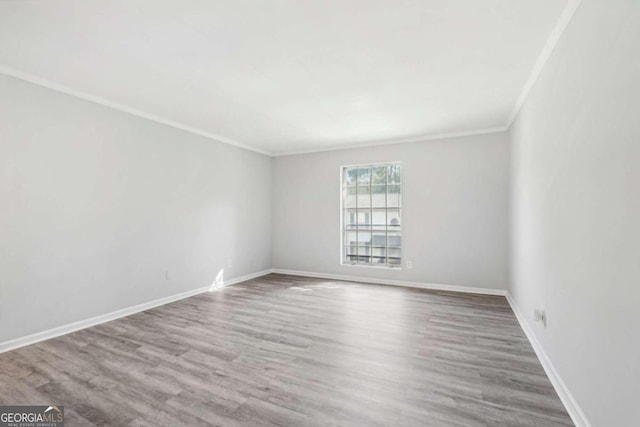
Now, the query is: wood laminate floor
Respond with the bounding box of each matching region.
[0,274,572,426]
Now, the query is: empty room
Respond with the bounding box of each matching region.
[0,1,638,426]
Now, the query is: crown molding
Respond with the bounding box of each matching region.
[0,67,506,157]
[1,0,581,157]
[505,0,583,127]
[0,64,272,156]
[272,126,509,157]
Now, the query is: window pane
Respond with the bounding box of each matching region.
[387,185,401,207]
[344,187,357,208]
[371,184,386,194]
[357,245,371,255]
[371,247,387,257]
[357,185,370,194]
[371,233,386,247]
[344,231,358,246]
[358,167,371,185]
[357,186,371,208]
[387,248,401,258]
[344,246,357,255]
[357,254,372,264]
[357,210,371,228]
[344,246,357,263]
[371,185,386,207]
[344,167,358,186]
[344,209,357,229]
[387,232,402,248]
[387,184,401,193]
[357,231,371,245]
[371,210,386,230]
[371,224,386,232]
[387,164,401,184]
[387,257,401,266]
[387,209,401,229]
[372,166,387,185]
[341,163,401,268]
[357,245,371,264]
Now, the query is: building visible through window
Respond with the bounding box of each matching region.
[341,163,401,267]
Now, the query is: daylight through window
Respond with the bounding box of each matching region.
[342,163,401,267]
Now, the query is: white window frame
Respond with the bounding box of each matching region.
[340,162,402,269]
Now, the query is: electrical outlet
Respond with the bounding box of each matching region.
[165,270,170,280]
[406,261,413,269]
[534,308,546,327]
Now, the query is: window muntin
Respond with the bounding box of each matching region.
[342,163,401,267]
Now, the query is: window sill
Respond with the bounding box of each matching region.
[341,263,402,270]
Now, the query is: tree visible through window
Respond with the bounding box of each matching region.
[342,163,401,267]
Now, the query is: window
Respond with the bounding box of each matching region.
[341,163,401,267]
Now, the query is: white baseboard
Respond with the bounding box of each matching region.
[505,293,592,427]
[0,269,272,354]
[275,270,591,425]
[0,268,591,427]
[219,269,273,287]
[271,268,507,296]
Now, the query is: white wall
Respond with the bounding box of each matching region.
[0,74,272,344]
[272,132,510,291]
[509,1,640,425]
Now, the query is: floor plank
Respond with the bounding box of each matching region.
[0,274,573,426]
